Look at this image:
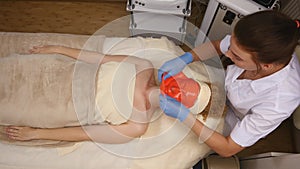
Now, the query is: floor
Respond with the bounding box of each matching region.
[0,0,297,158]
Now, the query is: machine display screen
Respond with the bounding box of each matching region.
[252,0,276,8]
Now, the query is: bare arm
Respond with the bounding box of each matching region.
[30,45,153,70]
[187,41,243,156]
[30,45,101,63]
[6,120,148,144]
[190,40,222,61]
[183,113,244,157]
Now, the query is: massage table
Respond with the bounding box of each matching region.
[0,32,226,169]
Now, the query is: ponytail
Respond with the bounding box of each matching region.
[296,19,300,44]
[296,19,300,29]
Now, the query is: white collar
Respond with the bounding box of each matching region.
[233,54,298,93]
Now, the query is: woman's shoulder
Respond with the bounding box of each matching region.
[267,55,300,99]
[290,53,300,72]
[280,54,300,84]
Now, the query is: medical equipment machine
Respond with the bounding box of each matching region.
[126,0,192,43]
[194,0,279,46]
[252,0,280,9]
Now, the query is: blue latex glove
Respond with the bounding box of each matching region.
[158,52,193,82]
[159,94,190,122]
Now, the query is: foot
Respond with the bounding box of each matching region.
[5,126,37,141]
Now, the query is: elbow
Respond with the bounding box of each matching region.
[216,146,242,157]
[137,124,148,136]
[215,137,244,157]
[218,152,236,158]
[133,123,148,137]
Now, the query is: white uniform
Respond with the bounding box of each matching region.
[220,35,300,147]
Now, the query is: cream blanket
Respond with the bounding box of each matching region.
[0,54,80,127]
[0,54,98,145]
[0,33,106,146]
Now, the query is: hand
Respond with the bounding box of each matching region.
[29,45,59,54]
[158,52,193,82]
[159,94,190,122]
[5,126,38,141]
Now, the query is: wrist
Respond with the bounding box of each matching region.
[178,109,190,122]
[182,113,196,127]
[54,46,64,54]
[34,128,44,140]
[180,52,193,64]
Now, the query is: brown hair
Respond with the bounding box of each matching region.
[234,10,300,67]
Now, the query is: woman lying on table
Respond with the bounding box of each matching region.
[2,45,211,144]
